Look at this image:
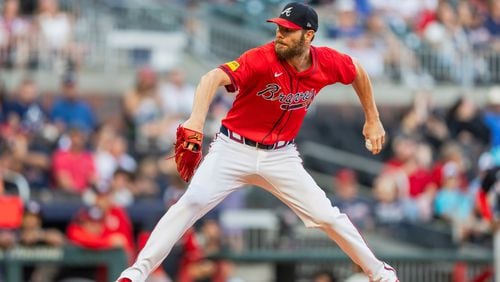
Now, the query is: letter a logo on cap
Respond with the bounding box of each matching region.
[281,7,293,17]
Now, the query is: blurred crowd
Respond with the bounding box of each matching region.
[313,87,500,247]
[201,0,500,85]
[314,0,500,84]
[0,0,83,72]
[0,65,235,281]
[3,0,500,86]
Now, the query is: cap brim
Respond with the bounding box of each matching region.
[266,18,302,30]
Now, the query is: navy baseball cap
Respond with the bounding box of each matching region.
[267,2,318,32]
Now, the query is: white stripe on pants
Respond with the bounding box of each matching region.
[118,133,383,281]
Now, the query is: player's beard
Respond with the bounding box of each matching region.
[275,34,306,61]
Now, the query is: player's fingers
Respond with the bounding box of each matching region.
[365,139,375,154]
[369,137,380,154]
[374,137,383,154]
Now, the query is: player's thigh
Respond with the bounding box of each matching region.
[259,149,337,226]
[183,135,252,206]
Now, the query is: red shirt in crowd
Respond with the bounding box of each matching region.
[219,42,356,144]
[431,162,469,190]
[52,149,96,193]
[383,158,434,198]
[66,206,134,255]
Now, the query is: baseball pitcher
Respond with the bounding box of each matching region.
[118,2,399,282]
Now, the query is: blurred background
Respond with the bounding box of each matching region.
[0,0,499,281]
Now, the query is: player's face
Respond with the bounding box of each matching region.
[274,26,307,60]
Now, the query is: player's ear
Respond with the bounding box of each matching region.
[305,30,315,42]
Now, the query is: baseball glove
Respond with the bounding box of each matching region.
[174,125,204,182]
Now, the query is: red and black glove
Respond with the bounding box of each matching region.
[174,125,203,182]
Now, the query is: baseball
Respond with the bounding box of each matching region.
[365,139,373,150]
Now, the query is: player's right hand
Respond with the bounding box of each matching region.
[362,119,385,155]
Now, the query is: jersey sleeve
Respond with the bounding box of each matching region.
[218,47,265,93]
[323,48,357,85]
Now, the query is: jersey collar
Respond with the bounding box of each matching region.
[280,46,316,78]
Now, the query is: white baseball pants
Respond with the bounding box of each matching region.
[118,133,388,282]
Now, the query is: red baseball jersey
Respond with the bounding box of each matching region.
[219,42,357,144]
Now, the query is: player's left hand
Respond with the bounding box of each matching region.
[362,119,385,155]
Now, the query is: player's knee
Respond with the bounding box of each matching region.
[178,189,212,210]
[310,206,342,227]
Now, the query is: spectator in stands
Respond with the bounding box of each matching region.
[394,108,425,138]
[3,78,52,189]
[434,162,475,242]
[108,169,135,207]
[131,157,165,198]
[92,184,134,255]
[446,96,490,170]
[0,102,52,190]
[324,2,402,79]
[326,0,363,39]
[50,73,97,134]
[372,173,418,225]
[370,0,434,28]
[159,68,196,149]
[94,133,137,186]
[5,77,48,133]
[362,11,404,79]
[33,0,79,70]
[329,169,374,230]
[163,172,188,208]
[325,0,365,56]
[161,227,219,282]
[384,135,435,217]
[66,204,131,253]
[160,68,195,120]
[193,218,234,281]
[0,102,23,149]
[19,201,63,282]
[401,90,449,151]
[385,134,418,170]
[446,96,490,146]
[19,200,64,247]
[431,142,469,190]
[483,86,500,148]
[0,0,30,68]
[65,205,129,282]
[312,269,337,282]
[0,226,17,249]
[457,0,490,50]
[484,0,500,40]
[7,130,51,190]
[123,67,164,156]
[422,110,449,151]
[422,1,471,84]
[52,126,98,195]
